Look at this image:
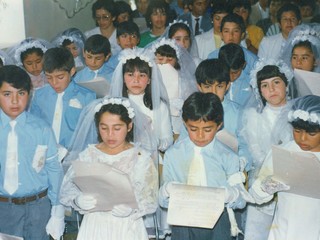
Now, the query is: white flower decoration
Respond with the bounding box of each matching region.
[14,41,47,66]
[94,97,135,119]
[58,36,74,46]
[288,110,320,124]
[119,51,153,67]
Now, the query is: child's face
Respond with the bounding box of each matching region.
[65,43,79,58]
[260,76,287,107]
[185,119,222,147]
[46,69,75,93]
[172,29,191,49]
[155,54,177,67]
[291,46,315,72]
[95,9,115,30]
[83,51,109,71]
[293,128,320,152]
[198,81,230,101]
[98,112,132,154]
[190,0,207,17]
[0,82,29,119]
[213,13,228,34]
[22,52,43,76]
[221,22,244,45]
[124,70,150,95]
[117,33,139,49]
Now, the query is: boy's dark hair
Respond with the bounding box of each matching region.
[92,0,116,19]
[182,92,223,125]
[145,0,171,28]
[116,21,140,39]
[20,48,44,65]
[122,57,153,110]
[229,0,251,14]
[84,34,111,56]
[277,3,301,23]
[95,103,133,142]
[195,59,230,85]
[211,1,230,17]
[219,43,245,70]
[257,65,288,105]
[43,47,75,73]
[220,13,246,33]
[155,45,181,70]
[0,65,32,94]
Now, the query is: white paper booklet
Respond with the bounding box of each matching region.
[294,69,320,96]
[272,145,320,199]
[77,77,110,98]
[0,233,23,240]
[72,161,138,212]
[167,184,225,229]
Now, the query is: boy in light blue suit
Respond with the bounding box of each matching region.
[73,34,113,84]
[30,47,96,149]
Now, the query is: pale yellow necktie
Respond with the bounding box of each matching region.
[52,92,64,142]
[4,120,19,194]
[187,146,207,186]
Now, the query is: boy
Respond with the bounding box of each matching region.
[0,65,64,239]
[30,47,96,149]
[218,43,253,107]
[73,34,113,83]
[207,13,257,76]
[159,92,251,239]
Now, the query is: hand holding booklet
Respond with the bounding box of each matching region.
[72,161,138,212]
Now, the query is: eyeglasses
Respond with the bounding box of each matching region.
[281,17,298,23]
[95,15,112,21]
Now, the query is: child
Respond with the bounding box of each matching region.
[159,92,251,239]
[109,47,173,152]
[51,27,86,70]
[207,13,258,76]
[218,43,253,107]
[240,59,294,240]
[60,97,158,240]
[0,65,64,239]
[30,47,96,149]
[250,94,320,240]
[73,34,114,84]
[7,37,53,90]
[151,38,197,136]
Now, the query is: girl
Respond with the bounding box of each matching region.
[240,59,295,240]
[7,37,53,90]
[250,95,320,240]
[85,0,121,55]
[167,20,200,65]
[109,47,173,153]
[51,27,86,70]
[60,97,158,240]
[150,38,197,136]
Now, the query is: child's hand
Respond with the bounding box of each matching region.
[261,176,290,195]
[46,205,65,239]
[74,194,97,211]
[112,204,134,217]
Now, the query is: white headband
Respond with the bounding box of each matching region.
[288,110,320,124]
[94,98,135,119]
[14,41,47,66]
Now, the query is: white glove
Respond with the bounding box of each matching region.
[74,194,97,211]
[224,186,245,209]
[46,205,65,240]
[261,176,290,195]
[111,204,134,217]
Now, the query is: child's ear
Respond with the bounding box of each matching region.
[105,53,111,62]
[70,67,76,77]
[217,122,223,131]
[128,122,133,132]
[196,84,202,92]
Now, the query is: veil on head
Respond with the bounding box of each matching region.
[280,23,320,73]
[6,37,54,67]
[63,96,154,170]
[0,49,14,66]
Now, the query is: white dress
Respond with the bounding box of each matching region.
[60,144,158,240]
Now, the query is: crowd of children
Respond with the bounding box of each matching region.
[0,0,320,239]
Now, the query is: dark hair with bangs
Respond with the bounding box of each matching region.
[0,65,32,94]
[94,103,133,143]
[257,65,288,105]
[43,47,75,73]
[21,48,44,67]
[292,40,317,58]
[182,92,223,125]
[122,57,153,109]
[168,22,191,45]
[145,0,170,28]
[155,44,180,70]
[84,34,111,56]
[291,119,320,133]
[195,59,230,85]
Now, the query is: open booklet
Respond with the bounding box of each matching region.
[0,233,23,240]
[272,145,320,199]
[77,77,110,98]
[72,161,138,212]
[294,69,320,96]
[167,184,225,229]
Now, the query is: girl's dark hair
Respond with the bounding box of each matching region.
[257,65,288,105]
[94,103,133,143]
[292,40,317,58]
[182,92,224,125]
[20,47,44,65]
[168,22,192,47]
[291,119,320,133]
[122,57,153,109]
[61,39,74,48]
[155,44,181,70]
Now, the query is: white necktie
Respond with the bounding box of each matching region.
[93,70,99,79]
[52,92,64,142]
[187,146,207,186]
[4,120,19,194]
